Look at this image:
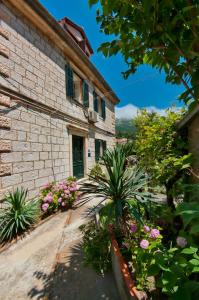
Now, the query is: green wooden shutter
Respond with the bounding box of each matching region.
[83,81,89,107]
[102,140,107,155]
[95,139,101,162]
[93,91,98,112]
[101,98,106,119]
[65,63,74,98]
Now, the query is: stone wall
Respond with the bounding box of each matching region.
[0,2,116,200]
[0,102,70,199]
[188,116,199,184]
[0,2,115,135]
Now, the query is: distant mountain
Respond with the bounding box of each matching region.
[116,118,137,139]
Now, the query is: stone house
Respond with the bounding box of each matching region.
[0,0,120,200]
[177,105,199,184]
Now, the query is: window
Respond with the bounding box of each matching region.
[95,139,107,162]
[83,81,89,107]
[93,91,106,120]
[73,72,83,103]
[65,63,74,98]
[93,91,98,112]
[65,63,89,108]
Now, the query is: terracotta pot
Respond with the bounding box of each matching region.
[109,225,147,300]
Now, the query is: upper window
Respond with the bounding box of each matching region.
[73,72,83,103]
[93,91,106,120]
[65,63,89,108]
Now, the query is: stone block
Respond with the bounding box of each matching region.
[40,152,49,160]
[0,93,10,107]
[0,116,11,129]
[0,163,11,177]
[2,174,22,188]
[0,63,9,77]
[22,170,38,182]
[23,152,39,162]
[12,141,30,152]
[0,27,10,40]
[0,140,11,152]
[13,162,33,173]
[0,44,9,58]
[39,168,52,178]
[34,161,45,170]
[1,152,22,163]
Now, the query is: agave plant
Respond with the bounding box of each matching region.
[0,188,40,242]
[80,145,154,225]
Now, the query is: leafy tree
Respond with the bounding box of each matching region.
[134,109,191,209]
[89,0,199,106]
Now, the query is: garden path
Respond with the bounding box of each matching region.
[0,197,119,300]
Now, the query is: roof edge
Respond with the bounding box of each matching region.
[177,105,199,130]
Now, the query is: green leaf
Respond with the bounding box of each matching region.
[192,266,199,273]
[181,247,198,254]
[189,259,199,266]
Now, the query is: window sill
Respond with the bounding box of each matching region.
[70,98,88,110]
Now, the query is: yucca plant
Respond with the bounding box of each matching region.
[80,145,155,225]
[0,188,40,243]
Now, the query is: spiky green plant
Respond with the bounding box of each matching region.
[0,188,40,242]
[80,145,155,225]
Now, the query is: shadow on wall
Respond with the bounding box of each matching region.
[27,241,119,300]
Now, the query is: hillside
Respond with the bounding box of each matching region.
[116,118,137,139]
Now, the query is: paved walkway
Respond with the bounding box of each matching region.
[0,198,119,300]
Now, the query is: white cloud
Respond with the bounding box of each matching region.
[115,104,171,119]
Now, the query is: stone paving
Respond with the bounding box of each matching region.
[0,198,119,300]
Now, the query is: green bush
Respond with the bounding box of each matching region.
[89,164,105,178]
[80,221,111,274]
[0,188,40,242]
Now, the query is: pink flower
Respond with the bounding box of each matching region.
[143,225,150,233]
[176,236,187,248]
[140,239,149,249]
[44,193,53,203]
[58,198,62,203]
[61,202,66,207]
[65,190,70,194]
[43,183,50,189]
[130,224,137,233]
[149,229,160,239]
[42,203,49,212]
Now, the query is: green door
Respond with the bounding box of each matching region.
[72,135,84,179]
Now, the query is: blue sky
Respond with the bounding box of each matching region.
[40,0,184,117]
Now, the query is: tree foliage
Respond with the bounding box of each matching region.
[134,109,192,208]
[89,0,199,106]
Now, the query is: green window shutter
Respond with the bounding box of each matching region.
[65,63,74,98]
[83,81,89,107]
[101,98,106,119]
[102,140,107,155]
[93,91,98,112]
[95,139,101,162]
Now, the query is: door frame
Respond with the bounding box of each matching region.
[67,125,88,178]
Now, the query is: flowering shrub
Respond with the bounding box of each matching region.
[121,221,199,298]
[122,222,162,291]
[40,177,80,214]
